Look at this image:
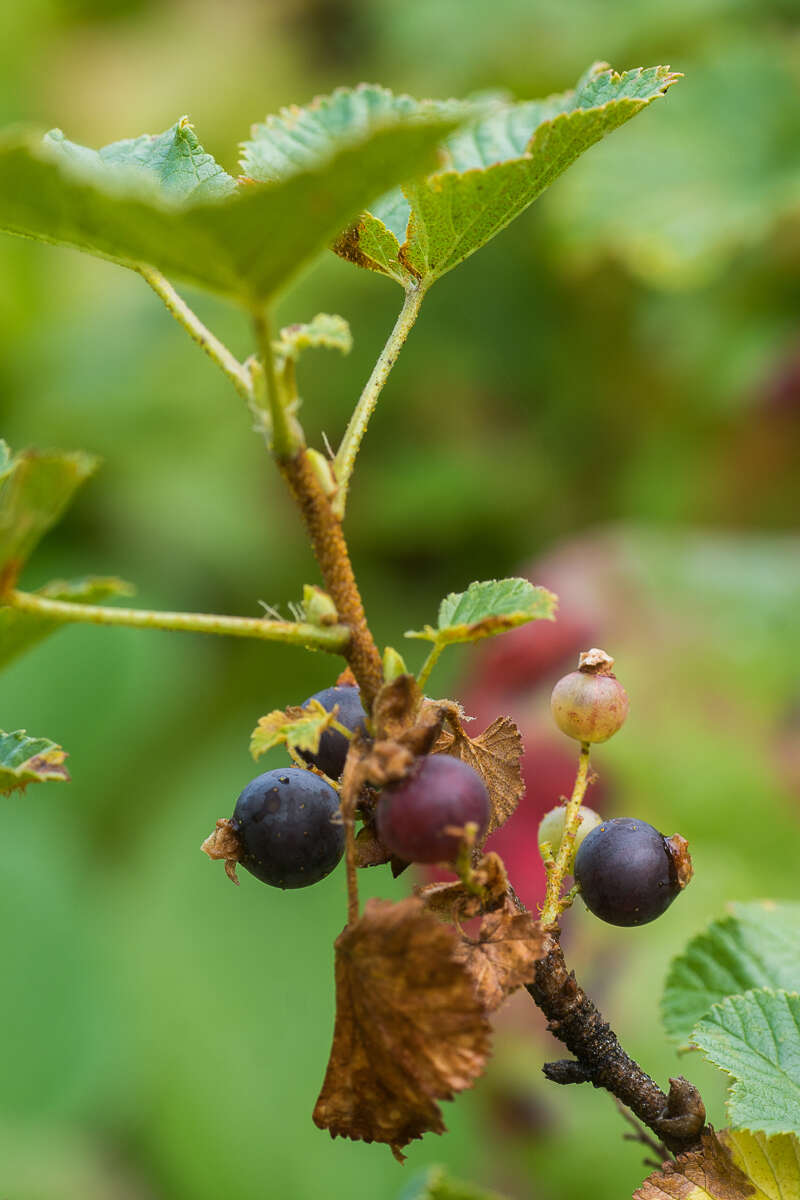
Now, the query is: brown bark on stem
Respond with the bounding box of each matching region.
[527,933,706,1156]
[279,448,384,710]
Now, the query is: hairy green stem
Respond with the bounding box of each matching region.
[138,267,252,401]
[540,742,591,925]
[332,284,426,519]
[416,641,444,690]
[253,307,298,458]
[7,590,350,652]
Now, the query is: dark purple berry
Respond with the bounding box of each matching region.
[299,684,368,779]
[551,649,629,744]
[574,817,692,926]
[376,755,490,864]
[231,767,344,888]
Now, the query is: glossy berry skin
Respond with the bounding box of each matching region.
[299,685,367,779]
[376,755,490,864]
[574,818,681,926]
[231,768,344,888]
[551,669,628,744]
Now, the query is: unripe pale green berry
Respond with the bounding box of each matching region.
[538,805,603,870]
[550,648,629,744]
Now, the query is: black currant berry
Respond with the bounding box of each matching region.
[376,755,490,864]
[231,767,344,888]
[551,648,629,744]
[299,684,368,779]
[574,817,692,926]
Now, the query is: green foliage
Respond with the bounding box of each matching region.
[722,1130,800,1200]
[401,1166,508,1200]
[335,65,679,289]
[0,102,459,305]
[250,699,340,761]
[662,902,800,1043]
[274,314,352,365]
[406,577,557,648]
[0,728,69,793]
[692,989,800,1135]
[0,576,133,670]
[0,441,98,584]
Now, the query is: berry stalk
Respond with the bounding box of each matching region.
[540,741,591,925]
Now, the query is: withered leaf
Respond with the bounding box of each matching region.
[372,674,422,740]
[313,896,491,1160]
[453,900,545,1013]
[436,715,524,835]
[353,822,391,868]
[417,852,510,922]
[634,1130,755,1200]
[357,738,415,788]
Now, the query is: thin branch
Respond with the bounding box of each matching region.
[526,932,706,1156]
[7,590,351,652]
[416,640,444,690]
[333,284,426,519]
[540,742,590,924]
[614,1098,672,1166]
[253,306,298,459]
[137,267,252,402]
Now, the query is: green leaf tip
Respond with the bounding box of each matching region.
[406,578,557,647]
[661,901,800,1045]
[692,987,800,1136]
[334,65,681,289]
[0,728,70,794]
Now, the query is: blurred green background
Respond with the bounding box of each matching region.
[1,1,799,1197]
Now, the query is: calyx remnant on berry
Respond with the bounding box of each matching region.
[550,648,629,744]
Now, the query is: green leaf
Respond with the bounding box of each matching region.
[662,902,800,1044]
[405,578,557,647]
[335,65,679,289]
[0,576,134,670]
[250,700,340,763]
[44,118,236,203]
[0,729,69,794]
[635,1128,800,1200]
[0,95,460,304]
[274,314,352,364]
[400,1166,509,1200]
[692,989,800,1135]
[0,442,98,588]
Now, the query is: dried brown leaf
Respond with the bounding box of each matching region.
[358,739,415,788]
[436,715,524,835]
[313,896,491,1160]
[453,900,545,1013]
[399,699,446,756]
[416,853,510,922]
[373,674,422,740]
[634,1130,755,1200]
[353,822,391,868]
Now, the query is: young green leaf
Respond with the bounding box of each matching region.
[662,902,800,1044]
[0,99,460,305]
[0,729,69,794]
[692,988,800,1135]
[635,1128,800,1200]
[250,700,340,762]
[274,314,352,365]
[406,578,557,647]
[335,65,680,290]
[0,442,98,589]
[0,576,134,670]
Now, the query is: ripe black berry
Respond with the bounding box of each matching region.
[376,755,490,864]
[299,684,368,779]
[574,817,692,926]
[551,648,629,744]
[232,767,344,888]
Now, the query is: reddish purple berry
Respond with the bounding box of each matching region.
[376,755,490,864]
